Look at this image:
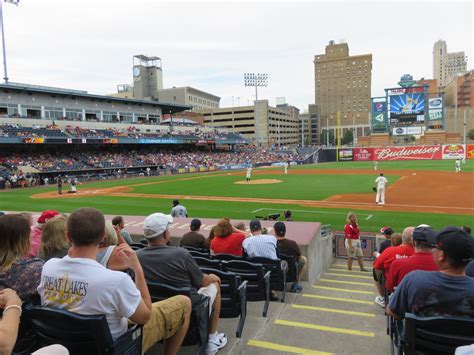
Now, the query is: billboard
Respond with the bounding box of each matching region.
[338,148,353,161]
[428,97,443,121]
[353,148,374,161]
[467,145,474,160]
[373,145,442,161]
[392,126,423,136]
[442,144,466,160]
[389,92,425,124]
[371,98,388,132]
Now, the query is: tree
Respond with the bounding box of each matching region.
[320,130,334,146]
[341,129,353,145]
[468,129,474,141]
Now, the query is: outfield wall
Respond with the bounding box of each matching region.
[320,144,472,162]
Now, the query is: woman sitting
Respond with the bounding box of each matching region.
[210,219,247,256]
[0,214,43,303]
[38,216,69,261]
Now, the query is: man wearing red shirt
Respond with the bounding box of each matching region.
[386,226,438,293]
[374,226,414,307]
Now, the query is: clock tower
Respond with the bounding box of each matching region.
[132,55,163,100]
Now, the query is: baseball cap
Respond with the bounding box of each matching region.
[380,226,393,236]
[143,213,173,239]
[190,219,201,231]
[273,221,286,236]
[172,199,179,207]
[38,210,60,224]
[412,226,437,246]
[249,219,262,232]
[435,226,474,263]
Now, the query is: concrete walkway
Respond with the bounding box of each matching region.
[151,259,389,354]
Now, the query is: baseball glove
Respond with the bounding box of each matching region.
[372,187,377,192]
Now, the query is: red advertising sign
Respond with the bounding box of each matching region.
[442,144,466,160]
[353,148,374,161]
[373,145,442,161]
[466,144,474,160]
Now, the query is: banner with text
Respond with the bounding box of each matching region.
[338,148,354,161]
[353,148,374,161]
[441,144,466,160]
[373,145,442,161]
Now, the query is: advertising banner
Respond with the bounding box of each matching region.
[373,145,442,161]
[428,97,443,121]
[371,98,388,132]
[466,145,474,160]
[442,144,466,160]
[353,148,374,161]
[392,127,423,136]
[338,148,354,161]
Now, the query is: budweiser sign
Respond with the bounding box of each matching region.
[374,146,442,161]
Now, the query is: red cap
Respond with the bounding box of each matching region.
[37,210,60,224]
[380,226,393,235]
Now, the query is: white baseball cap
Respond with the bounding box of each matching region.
[143,213,173,239]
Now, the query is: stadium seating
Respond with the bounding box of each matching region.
[245,257,287,302]
[200,267,248,338]
[146,282,209,354]
[394,313,474,355]
[17,305,143,355]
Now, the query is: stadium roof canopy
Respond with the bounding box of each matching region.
[0,82,191,114]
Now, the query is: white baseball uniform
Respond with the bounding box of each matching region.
[375,175,388,205]
[246,167,252,181]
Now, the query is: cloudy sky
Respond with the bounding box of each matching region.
[5,0,473,110]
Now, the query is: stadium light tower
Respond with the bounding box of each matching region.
[244,73,268,146]
[0,0,19,84]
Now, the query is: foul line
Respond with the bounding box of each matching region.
[292,304,375,318]
[313,285,375,295]
[247,340,333,354]
[302,294,373,305]
[366,214,373,220]
[275,319,375,337]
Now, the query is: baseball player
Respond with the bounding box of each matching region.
[375,173,388,205]
[246,165,252,182]
[284,162,288,175]
[455,159,461,173]
[57,175,63,195]
[374,161,378,171]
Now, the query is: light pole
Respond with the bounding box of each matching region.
[244,73,268,146]
[0,0,19,84]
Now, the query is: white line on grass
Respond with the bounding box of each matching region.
[251,208,372,217]
[366,214,373,220]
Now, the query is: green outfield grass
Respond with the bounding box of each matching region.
[0,160,472,233]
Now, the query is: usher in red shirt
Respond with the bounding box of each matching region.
[344,223,360,240]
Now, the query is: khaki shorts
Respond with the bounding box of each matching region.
[297,255,307,272]
[345,239,363,258]
[198,283,218,316]
[142,295,190,353]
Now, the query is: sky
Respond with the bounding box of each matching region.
[4,0,473,111]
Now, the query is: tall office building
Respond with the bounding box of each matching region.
[433,40,467,87]
[314,41,372,142]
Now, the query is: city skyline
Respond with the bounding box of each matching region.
[4,0,473,110]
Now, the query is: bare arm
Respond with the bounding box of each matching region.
[200,273,221,288]
[0,289,22,355]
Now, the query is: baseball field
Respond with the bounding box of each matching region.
[1,160,473,233]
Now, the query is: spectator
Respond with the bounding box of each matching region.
[461,226,471,235]
[373,226,414,308]
[111,216,133,245]
[243,220,278,259]
[373,226,393,258]
[385,226,438,293]
[466,260,474,277]
[137,213,227,355]
[274,221,307,293]
[344,212,367,272]
[210,219,246,256]
[387,226,474,319]
[234,222,246,232]
[170,199,188,218]
[180,219,207,249]
[38,216,69,261]
[390,233,402,247]
[30,210,60,257]
[37,207,191,354]
[0,214,43,303]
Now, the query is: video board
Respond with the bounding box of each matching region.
[387,87,425,124]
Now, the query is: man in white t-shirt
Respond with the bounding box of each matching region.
[375,173,388,205]
[37,207,191,353]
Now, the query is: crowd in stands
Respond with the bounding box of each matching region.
[0,148,302,179]
[0,123,246,142]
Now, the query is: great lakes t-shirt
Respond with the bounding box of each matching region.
[38,256,140,340]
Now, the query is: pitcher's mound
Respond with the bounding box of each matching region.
[235,179,283,185]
